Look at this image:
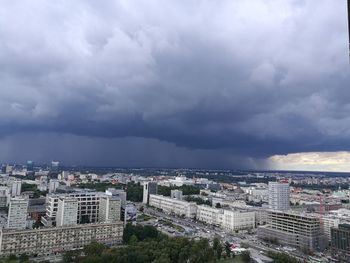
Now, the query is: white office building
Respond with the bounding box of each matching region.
[56,197,78,227]
[106,188,127,206]
[43,191,100,226]
[38,176,48,192]
[0,186,9,208]
[196,205,222,226]
[99,196,121,223]
[9,180,21,197]
[149,194,197,218]
[7,197,28,229]
[268,181,290,211]
[171,190,183,200]
[196,205,255,231]
[143,182,158,204]
[48,179,60,193]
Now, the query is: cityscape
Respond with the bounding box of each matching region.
[0,0,350,263]
[0,163,349,262]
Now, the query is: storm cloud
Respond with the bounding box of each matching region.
[0,0,349,168]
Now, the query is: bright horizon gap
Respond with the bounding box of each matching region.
[268,151,350,173]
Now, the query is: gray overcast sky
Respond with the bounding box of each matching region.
[0,0,349,170]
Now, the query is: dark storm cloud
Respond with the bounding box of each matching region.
[0,0,349,167]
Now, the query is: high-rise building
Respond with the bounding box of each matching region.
[10,180,22,197]
[48,179,59,193]
[268,181,290,211]
[38,176,48,192]
[7,197,28,229]
[42,191,101,226]
[56,197,78,227]
[1,164,6,174]
[0,186,9,208]
[143,181,158,204]
[26,161,34,172]
[171,190,183,200]
[331,224,350,262]
[105,188,127,206]
[99,196,121,223]
[51,161,60,172]
[5,165,13,174]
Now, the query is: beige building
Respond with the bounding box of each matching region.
[0,222,123,256]
[222,209,256,231]
[149,194,197,218]
[196,205,222,226]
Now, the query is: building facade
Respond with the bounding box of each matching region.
[0,186,9,208]
[7,197,28,229]
[149,194,197,218]
[170,190,183,200]
[42,191,101,226]
[331,224,350,262]
[56,198,78,227]
[0,222,123,256]
[196,205,255,231]
[99,196,121,223]
[143,182,158,204]
[48,179,60,193]
[268,182,290,211]
[10,180,22,197]
[258,210,324,252]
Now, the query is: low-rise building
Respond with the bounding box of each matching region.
[149,194,197,218]
[0,222,123,256]
[196,205,255,231]
[222,209,255,231]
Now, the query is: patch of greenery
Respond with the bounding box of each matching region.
[267,251,299,263]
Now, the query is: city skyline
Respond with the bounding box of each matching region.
[0,1,349,171]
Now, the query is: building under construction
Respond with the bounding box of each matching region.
[257,210,326,252]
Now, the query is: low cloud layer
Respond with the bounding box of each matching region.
[0,0,349,168]
[269,152,350,172]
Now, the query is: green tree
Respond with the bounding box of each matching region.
[213,238,223,259]
[128,234,138,245]
[19,253,29,263]
[241,251,251,263]
[224,241,232,258]
[62,250,80,263]
[84,241,106,257]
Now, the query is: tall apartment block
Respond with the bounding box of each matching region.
[143,181,158,204]
[106,188,127,206]
[0,186,9,208]
[7,197,28,229]
[48,179,59,193]
[99,196,121,223]
[268,181,290,211]
[56,197,78,227]
[9,180,22,197]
